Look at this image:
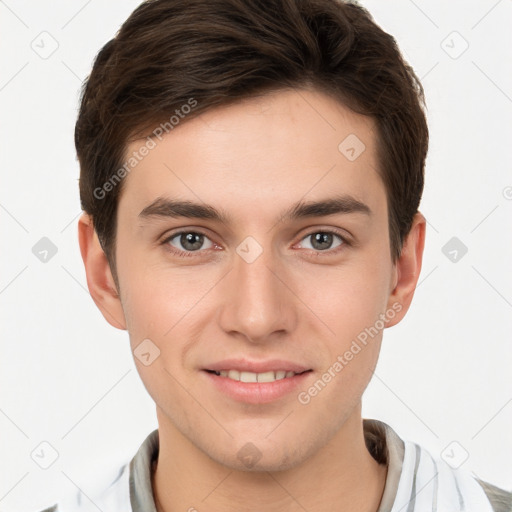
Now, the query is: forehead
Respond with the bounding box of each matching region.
[118,88,385,224]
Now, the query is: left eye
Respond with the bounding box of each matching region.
[298,231,345,251]
[166,232,214,253]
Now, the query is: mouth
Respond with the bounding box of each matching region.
[201,360,313,404]
[204,369,311,383]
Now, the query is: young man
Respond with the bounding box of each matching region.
[40,0,511,511]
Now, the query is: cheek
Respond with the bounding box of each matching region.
[118,257,222,351]
[299,249,391,394]
[304,257,391,335]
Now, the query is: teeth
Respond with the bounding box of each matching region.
[256,371,276,383]
[240,371,258,383]
[213,370,298,382]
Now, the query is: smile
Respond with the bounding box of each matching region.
[203,367,313,404]
[207,369,304,383]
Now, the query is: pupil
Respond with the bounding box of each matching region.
[312,232,332,250]
[182,232,203,251]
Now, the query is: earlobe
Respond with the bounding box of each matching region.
[78,213,127,330]
[385,212,426,328]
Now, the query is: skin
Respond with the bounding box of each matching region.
[79,87,425,512]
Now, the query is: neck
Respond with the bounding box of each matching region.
[152,405,387,512]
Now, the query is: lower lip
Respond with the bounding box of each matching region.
[202,370,312,404]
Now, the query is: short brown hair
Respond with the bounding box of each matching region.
[75,0,428,282]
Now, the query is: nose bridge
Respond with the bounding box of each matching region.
[218,234,295,342]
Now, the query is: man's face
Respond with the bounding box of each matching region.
[115,88,399,470]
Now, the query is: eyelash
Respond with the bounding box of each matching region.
[160,229,351,259]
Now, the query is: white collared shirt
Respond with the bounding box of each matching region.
[37,419,511,512]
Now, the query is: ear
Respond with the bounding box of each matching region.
[385,212,426,327]
[78,212,127,330]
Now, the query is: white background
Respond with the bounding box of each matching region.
[1,1,511,510]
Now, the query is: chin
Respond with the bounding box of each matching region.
[208,436,316,473]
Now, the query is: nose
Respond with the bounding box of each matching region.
[217,239,298,344]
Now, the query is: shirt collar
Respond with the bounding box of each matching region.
[128,419,404,512]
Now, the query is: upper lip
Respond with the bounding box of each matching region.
[203,358,311,374]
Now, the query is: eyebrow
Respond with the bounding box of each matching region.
[138,194,372,224]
